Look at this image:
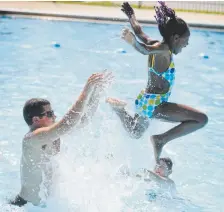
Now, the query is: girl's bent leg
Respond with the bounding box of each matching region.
[106,97,149,139]
[151,102,208,162]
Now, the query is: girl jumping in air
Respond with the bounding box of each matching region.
[106,1,208,162]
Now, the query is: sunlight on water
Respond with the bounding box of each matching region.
[0,17,223,212]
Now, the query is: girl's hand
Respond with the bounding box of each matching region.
[121,2,134,19]
[121,28,136,45]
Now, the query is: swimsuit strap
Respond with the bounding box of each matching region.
[149,50,172,75]
[150,54,155,68]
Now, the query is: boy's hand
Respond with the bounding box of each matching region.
[84,73,104,94]
[96,70,114,91]
[84,71,113,94]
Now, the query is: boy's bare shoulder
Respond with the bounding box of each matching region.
[168,178,175,185]
[22,132,34,145]
[23,132,32,139]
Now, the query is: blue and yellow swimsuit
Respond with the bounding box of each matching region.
[135,52,176,118]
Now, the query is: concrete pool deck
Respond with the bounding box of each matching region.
[0,2,224,30]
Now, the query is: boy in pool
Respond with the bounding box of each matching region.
[10,71,113,207]
[118,157,175,193]
[106,1,208,162]
[136,158,175,190]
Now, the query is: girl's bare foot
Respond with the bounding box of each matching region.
[106,97,127,110]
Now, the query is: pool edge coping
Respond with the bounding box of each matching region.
[1,9,224,30]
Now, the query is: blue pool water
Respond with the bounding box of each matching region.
[0,17,223,212]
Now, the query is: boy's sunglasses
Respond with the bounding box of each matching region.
[39,110,55,118]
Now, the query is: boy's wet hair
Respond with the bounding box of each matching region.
[159,157,173,170]
[23,98,50,126]
[154,1,189,43]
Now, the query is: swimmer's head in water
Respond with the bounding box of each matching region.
[23,98,56,127]
[154,157,173,177]
[154,1,190,55]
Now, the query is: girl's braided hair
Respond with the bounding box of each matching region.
[154,1,189,43]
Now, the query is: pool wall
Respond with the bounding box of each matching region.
[1,2,224,30]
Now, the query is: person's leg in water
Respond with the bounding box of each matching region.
[151,102,208,162]
[106,97,149,139]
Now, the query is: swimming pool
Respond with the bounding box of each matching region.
[0,17,223,212]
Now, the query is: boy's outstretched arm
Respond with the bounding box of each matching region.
[79,71,113,127]
[121,2,159,45]
[24,73,106,146]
